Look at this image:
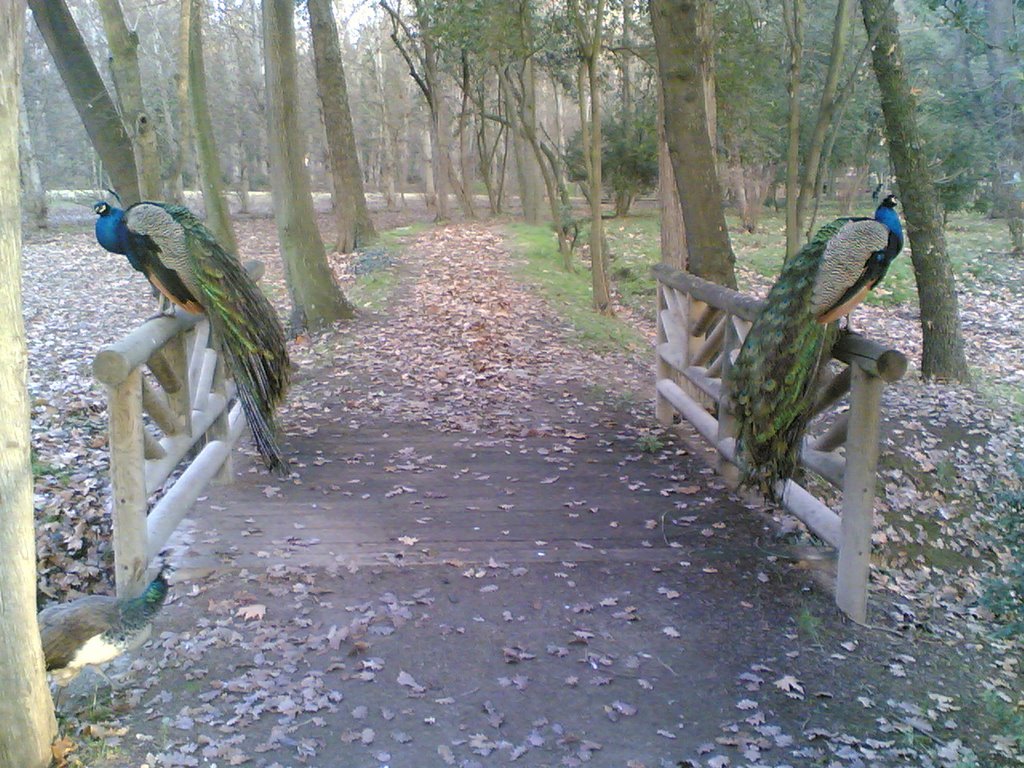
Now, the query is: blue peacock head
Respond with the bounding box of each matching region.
[875,194,903,241]
[94,200,128,255]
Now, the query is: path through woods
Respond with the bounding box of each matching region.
[68,224,995,768]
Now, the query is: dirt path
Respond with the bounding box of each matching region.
[74,225,996,768]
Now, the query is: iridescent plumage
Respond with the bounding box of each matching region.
[95,200,290,473]
[39,568,170,686]
[727,196,903,500]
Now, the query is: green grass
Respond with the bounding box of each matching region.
[502,222,649,356]
[345,223,430,312]
[348,269,396,312]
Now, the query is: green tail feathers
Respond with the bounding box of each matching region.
[173,207,291,473]
[727,226,841,501]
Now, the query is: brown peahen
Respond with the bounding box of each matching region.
[94,200,291,473]
[727,195,903,501]
[39,566,171,686]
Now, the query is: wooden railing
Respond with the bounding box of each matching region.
[92,263,264,597]
[652,264,907,622]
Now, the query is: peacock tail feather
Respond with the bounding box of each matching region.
[727,220,845,501]
[170,205,291,473]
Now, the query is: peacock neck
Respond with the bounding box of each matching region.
[875,206,903,240]
[95,209,130,256]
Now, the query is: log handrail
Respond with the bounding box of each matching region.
[93,261,264,597]
[652,263,907,622]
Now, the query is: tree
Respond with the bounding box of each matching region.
[18,91,47,229]
[308,0,377,252]
[650,0,737,288]
[187,0,238,253]
[861,0,970,381]
[263,0,355,331]
[96,0,162,199]
[983,0,1024,251]
[28,0,141,205]
[0,3,58,765]
[569,0,613,314]
[380,0,455,220]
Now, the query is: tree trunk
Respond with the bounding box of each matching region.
[308,0,376,252]
[28,0,140,205]
[96,0,161,199]
[984,0,1024,248]
[782,0,803,259]
[860,0,970,381]
[263,0,354,331]
[657,87,686,269]
[189,0,237,253]
[650,0,737,288]
[795,0,852,245]
[583,51,613,314]
[0,6,58,765]
[172,0,195,202]
[514,46,545,224]
[18,92,47,229]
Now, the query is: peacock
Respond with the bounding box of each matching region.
[94,199,290,473]
[38,565,171,687]
[727,194,903,501]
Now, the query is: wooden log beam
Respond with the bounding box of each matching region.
[691,303,720,337]
[141,376,181,437]
[810,412,850,453]
[652,263,763,321]
[834,332,907,382]
[691,315,726,368]
[143,428,166,460]
[94,312,200,387]
[812,366,852,416]
[653,265,907,379]
[147,348,183,394]
[145,392,228,494]
[147,403,246,558]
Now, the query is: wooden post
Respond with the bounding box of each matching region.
[109,368,148,597]
[836,364,884,622]
[209,351,234,484]
[655,285,674,426]
[716,313,741,488]
[161,332,191,437]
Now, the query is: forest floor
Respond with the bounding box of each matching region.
[23,197,1024,767]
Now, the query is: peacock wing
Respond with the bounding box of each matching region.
[811,219,891,320]
[38,597,119,671]
[123,203,205,314]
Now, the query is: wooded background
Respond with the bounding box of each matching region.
[18,0,1020,234]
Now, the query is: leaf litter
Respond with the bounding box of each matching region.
[24,216,1024,766]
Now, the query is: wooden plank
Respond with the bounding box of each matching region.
[780,480,842,549]
[109,369,148,598]
[836,366,884,623]
[657,343,686,374]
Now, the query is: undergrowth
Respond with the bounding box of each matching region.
[980,463,1024,637]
